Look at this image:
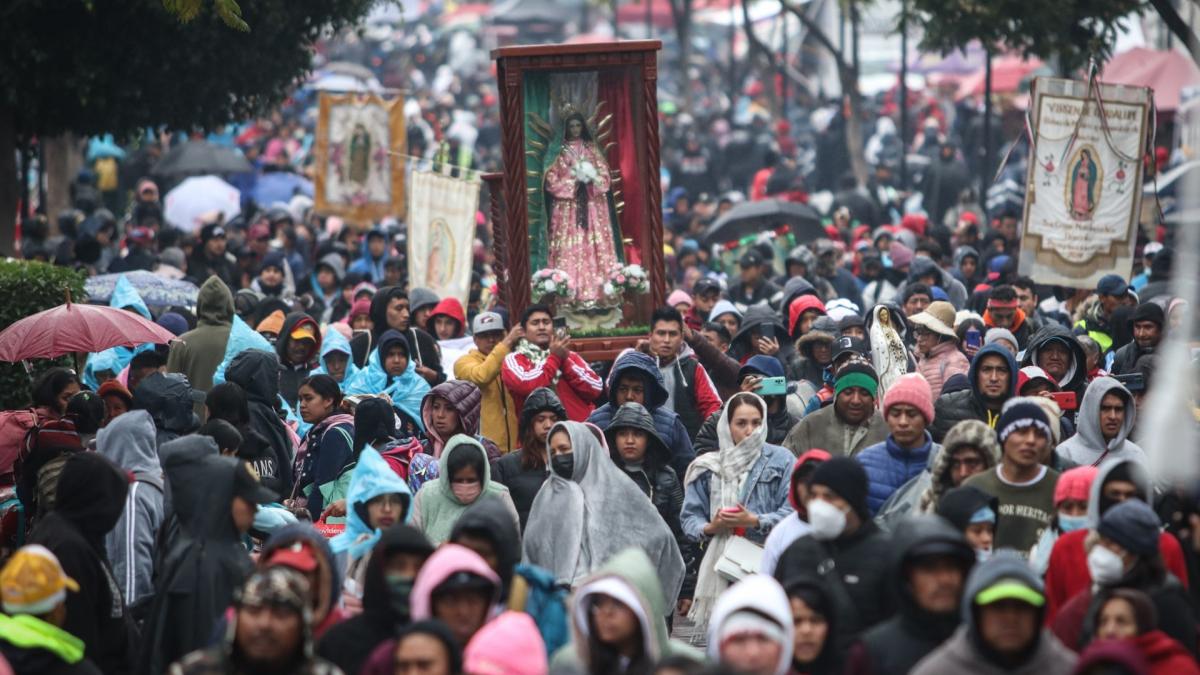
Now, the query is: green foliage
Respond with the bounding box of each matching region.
[570,325,650,339]
[0,261,87,410]
[910,0,1140,73]
[0,0,375,139]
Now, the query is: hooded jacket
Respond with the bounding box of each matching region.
[425,298,467,338]
[455,338,519,455]
[729,305,795,364]
[707,574,794,675]
[848,516,974,675]
[409,435,518,545]
[420,380,501,460]
[918,419,1001,512]
[309,327,360,385]
[167,276,234,412]
[936,485,1000,535]
[276,312,322,407]
[1055,377,1144,467]
[410,543,502,622]
[28,452,132,675]
[139,441,254,675]
[97,410,164,609]
[82,275,154,389]
[1021,323,1089,397]
[344,331,433,432]
[259,524,343,637]
[225,349,293,496]
[1136,629,1200,675]
[450,498,523,600]
[910,551,1077,675]
[551,548,703,671]
[133,372,199,445]
[896,255,970,311]
[347,227,392,282]
[329,446,413,603]
[525,422,685,601]
[587,350,695,477]
[952,245,981,287]
[316,525,435,675]
[490,387,560,530]
[1043,458,1188,622]
[929,344,1018,442]
[368,287,447,386]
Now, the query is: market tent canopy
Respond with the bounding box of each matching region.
[1101,47,1200,112]
[956,56,1050,99]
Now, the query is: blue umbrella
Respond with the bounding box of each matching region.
[85,270,199,308]
[251,171,314,206]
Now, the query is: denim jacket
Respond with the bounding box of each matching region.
[681,443,795,544]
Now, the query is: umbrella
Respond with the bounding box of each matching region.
[86,135,126,161]
[164,175,242,231]
[0,300,177,362]
[251,171,314,206]
[1102,47,1200,112]
[84,270,200,308]
[152,140,253,177]
[308,72,383,93]
[702,199,824,247]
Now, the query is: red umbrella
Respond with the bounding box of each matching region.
[0,299,177,362]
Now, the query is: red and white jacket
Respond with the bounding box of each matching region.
[501,350,603,422]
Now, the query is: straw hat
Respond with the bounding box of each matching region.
[909,301,958,339]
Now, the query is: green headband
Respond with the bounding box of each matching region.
[835,372,878,398]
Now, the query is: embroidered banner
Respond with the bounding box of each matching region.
[1019,77,1152,289]
[407,170,480,306]
[313,92,406,226]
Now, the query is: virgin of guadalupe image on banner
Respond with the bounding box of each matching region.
[1018,77,1151,289]
[313,92,406,226]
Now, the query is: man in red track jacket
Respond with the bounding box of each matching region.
[502,305,603,422]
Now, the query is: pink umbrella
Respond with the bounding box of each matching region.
[0,298,177,362]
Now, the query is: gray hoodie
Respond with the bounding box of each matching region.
[97,410,164,608]
[1055,377,1144,467]
[911,551,1077,675]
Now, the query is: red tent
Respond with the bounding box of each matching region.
[1101,47,1200,112]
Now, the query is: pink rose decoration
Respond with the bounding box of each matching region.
[617,275,626,284]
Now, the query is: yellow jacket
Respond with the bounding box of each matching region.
[454,344,519,454]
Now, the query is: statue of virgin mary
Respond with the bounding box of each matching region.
[543,111,620,304]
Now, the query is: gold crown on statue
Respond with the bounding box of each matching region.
[558,100,581,119]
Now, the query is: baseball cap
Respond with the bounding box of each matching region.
[1096,274,1129,297]
[200,223,227,242]
[1,544,79,615]
[471,311,505,335]
[233,460,278,505]
[739,251,763,268]
[975,579,1045,607]
[693,277,722,296]
[266,540,320,573]
[833,336,868,362]
[289,323,317,342]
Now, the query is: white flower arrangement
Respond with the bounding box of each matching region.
[604,264,649,300]
[531,268,572,301]
[572,159,600,185]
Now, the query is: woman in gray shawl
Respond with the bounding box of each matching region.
[523,421,685,617]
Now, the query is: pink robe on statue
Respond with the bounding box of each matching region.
[545,139,619,303]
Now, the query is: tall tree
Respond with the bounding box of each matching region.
[0,0,375,255]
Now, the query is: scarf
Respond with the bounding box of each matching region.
[515,339,559,386]
[684,393,769,626]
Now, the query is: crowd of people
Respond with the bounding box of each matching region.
[2,10,1200,675]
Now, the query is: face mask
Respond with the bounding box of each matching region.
[976,547,992,563]
[552,453,575,479]
[806,499,848,540]
[1058,513,1089,533]
[1087,546,1126,585]
[386,575,415,621]
[451,481,482,504]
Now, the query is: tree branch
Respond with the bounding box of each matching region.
[1147,0,1200,65]
[780,0,851,74]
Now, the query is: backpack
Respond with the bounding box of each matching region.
[0,409,41,482]
[378,437,440,494]
[508,563,570,655]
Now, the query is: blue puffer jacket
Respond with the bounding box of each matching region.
[856,432,940,515]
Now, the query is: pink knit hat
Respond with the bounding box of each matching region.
[463,611,548,675]
[667,289,693,309]
[882,373,935,423]
[1054,465,1099,507]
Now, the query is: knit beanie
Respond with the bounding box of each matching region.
[996,397,1052,443]
[835,362,878,399]
[881,373,935,423]
[809,457,870,520]
[1097,499,1161,556]
[1130,302,1164,328]
[1054,466,1099,507]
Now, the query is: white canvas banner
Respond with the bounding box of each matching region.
[407,171,480,306]
[1019,77,1151,289]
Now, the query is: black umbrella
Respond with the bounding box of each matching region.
[702,199,824,247]
[152,140,254,177]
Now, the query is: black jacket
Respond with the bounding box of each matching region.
[450,498,522,599]
[1021,323,1089,397]
[138,440,254,675]
[187,251,239,291]
[492,387,560,531]
[849,516,974,675]
[317,525,435,675]
[774,520,895,652]
[693,402,796,455]
[1109,340,1153,377]
[929,343,1017,442]
[226,349,293,496]
[28,453,132,675]
[367,286,446,385]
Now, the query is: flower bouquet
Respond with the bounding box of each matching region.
[531,268,572,302]
[603,264,649,301]
[571,160,600,185]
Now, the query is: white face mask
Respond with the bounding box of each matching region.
[806,498,848,540]
[1087,545,1126,585]
[976,547,992,563]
